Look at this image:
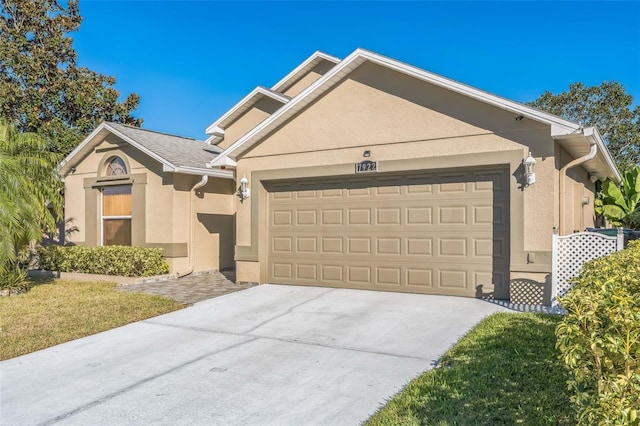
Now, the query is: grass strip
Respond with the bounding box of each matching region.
[366,312,573,425]
[0,279,183,361]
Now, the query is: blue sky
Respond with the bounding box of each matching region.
[73,1,640,140]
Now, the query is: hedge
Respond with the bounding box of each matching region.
[556,240,640,425]
[38,246,170,277]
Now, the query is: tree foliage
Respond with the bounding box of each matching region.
[0,0,142,156]
[595,166,640,229]
[0,120,63,276]
[529,82,640,172]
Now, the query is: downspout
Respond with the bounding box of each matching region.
[177,175,208,277]
[559,136,597,235]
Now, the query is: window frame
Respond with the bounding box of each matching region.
[100,155,133,246]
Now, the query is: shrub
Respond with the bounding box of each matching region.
[0,267,30,295]
[556,240,640,425]
[38,246,170,277]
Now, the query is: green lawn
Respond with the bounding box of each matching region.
[366,312,574,425]
[0,279,184,361]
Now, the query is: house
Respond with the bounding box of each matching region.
[58,48,620,304]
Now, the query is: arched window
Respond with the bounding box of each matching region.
[102,156,132,245]
[105,156,128,176]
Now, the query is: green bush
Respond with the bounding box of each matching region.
[556,240,640,425]
[38,246,170,277]
[0,267,30,295]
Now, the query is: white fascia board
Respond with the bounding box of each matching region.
[271,51,341,92]
[585,127,622,182]
[205,87,289,135]
[210,126,224,137]
[216,47,587,163]
[205,126,224,145]
[551,123,581,137]
[163,164,234,179]
[206,155,237,168]
[56,122,110,176]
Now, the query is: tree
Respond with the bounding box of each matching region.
[528,82,640,172]
[0,120,62,282]
[0,0,142,156]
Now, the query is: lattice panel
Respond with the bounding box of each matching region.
[510,279,545,305]
[553,232,622,300]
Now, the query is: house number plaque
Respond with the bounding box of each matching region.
[355,160,378,173]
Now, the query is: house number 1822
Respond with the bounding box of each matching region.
[355,160,378,173]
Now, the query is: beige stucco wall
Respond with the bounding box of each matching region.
[555,145,596,233]
[63,135,235,274]
[232,61,591,292]
[217,97,284,151]
[194,178,236,271]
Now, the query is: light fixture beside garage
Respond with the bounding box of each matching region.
[238,175,250,202]
[363,150,371,157]
[524,152,537,186]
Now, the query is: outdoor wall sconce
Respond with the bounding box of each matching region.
[238,175,250,202]
[524,151,536,186]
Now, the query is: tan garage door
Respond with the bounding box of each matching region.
[266,168,510,298]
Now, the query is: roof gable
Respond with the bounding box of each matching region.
[204,87,290,143]
[207,48,620,181]
[58,122,232,178]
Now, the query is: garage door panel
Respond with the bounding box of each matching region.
[438,238,467,256]
[296,237,317,252]
[348,266,371,284]
[438,206,468,225]
[376,267,402,286]
[296,264,317,280]
[377,238,401,255]
[272,210,293,226]
[407,238,433,256]
[347,237,372,255]
[296,210,317,225]
[321,237,343,254]
[272,237,293,253]
[407,207,433,224]
[376,208,401,225]
[272,263,293,279]
[267,168,510,297]
[348,208,372,225]
[406,269,433,287]
[438,270,468,289]
[321,265,343,282]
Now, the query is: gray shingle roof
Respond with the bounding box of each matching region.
[105,122,221,169]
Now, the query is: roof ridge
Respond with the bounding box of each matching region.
[106,122,202,142]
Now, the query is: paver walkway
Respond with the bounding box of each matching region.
[118,270,255,304]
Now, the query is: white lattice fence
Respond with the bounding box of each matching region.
[552,228,624,306]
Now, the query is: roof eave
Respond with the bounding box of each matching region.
[206,155,237,169]
[57,122,111,176]
[208,48,622,182]
[271,51,341,93]
[205,87,289,135]
[162,164,234,179]
[553,127,622,183]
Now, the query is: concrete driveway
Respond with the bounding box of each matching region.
[1,285,509,425]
